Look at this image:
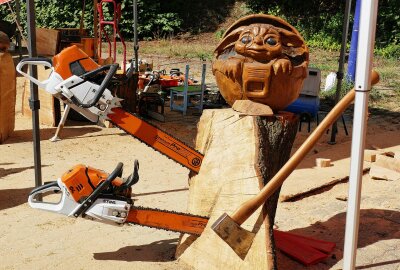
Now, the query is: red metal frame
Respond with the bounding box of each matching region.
[97,0,126,71]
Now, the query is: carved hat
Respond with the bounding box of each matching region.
[213,14,309,111]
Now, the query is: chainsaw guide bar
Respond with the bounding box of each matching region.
[127,206,209,235]
[108,108,204,173]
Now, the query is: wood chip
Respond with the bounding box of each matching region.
[232,100,274,116]
[364,149,378,162]
[316,158,331,168]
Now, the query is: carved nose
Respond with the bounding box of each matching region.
[254,36,263,45]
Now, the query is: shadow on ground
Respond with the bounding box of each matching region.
[277,209,400,269]
[0,187,32,211]
[0,166,34,179]
[93,238,179,262]
[3,126,104,144]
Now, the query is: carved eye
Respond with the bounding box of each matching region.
[241,35,252,44]
[266,37,277,46]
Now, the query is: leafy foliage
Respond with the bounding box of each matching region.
[0,0,398,58]
[244,0,399,55]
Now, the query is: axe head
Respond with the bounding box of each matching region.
[211,213,256,260]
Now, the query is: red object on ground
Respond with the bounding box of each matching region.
[274,230,336,266]
[159,78,179,88]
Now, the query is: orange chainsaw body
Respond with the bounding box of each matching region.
[61,164,124,203]
[53,45,99,79]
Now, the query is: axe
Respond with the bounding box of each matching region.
[212,71,380,258]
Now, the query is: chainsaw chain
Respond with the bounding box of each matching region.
[125,205,209,236]
[109,110,204,171]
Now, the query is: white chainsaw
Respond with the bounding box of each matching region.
[16,57,123,141]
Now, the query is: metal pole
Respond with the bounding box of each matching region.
[14,0,22,60]
[93,0,98,60]
[347,0,361,82]
[328,0,352,144]
[343,1,378,269]
[133,0,139,72]
[26,0,42,193]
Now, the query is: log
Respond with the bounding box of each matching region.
[176,108,298,270]
[22,66,61,127]
[0,52,16,143]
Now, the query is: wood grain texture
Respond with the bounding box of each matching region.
[0,52,16,143]
[232,100,273,116]
[36,28,60,56]
[176,108,298,270]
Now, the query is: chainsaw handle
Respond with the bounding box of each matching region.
[72,162,124,217]
[28,181,66,213]
[72,64,119,108]
[16,57,53,89]
[29,181,60,197]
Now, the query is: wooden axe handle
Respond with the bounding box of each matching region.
[231,70,380,225]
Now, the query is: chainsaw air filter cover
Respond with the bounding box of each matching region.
[212,14,309,111]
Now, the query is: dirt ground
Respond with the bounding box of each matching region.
[1,70,400,270]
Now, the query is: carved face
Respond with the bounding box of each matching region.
[212,15,309,111]
[235,24,282,63]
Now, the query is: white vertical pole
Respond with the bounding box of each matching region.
[343,1,379,269]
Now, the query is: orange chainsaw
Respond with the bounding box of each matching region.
[27,162,334,265]
[28,162,208,235]
[16,46,203,173]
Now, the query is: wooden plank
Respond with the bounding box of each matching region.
[280,140,400,202]
[375,155,400,173]
[0,52,16,143]
[370,165,400,181]
[232,100,273,116]
[36,28,60,56]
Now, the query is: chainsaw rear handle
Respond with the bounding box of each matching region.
[27,180,77,215]
[16,57,53,89]
[29,181,59,197]
[72,64,119,108]
[72,162,124,218]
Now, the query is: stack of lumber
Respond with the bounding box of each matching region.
[0,52,16,143]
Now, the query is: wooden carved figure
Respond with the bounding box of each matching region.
[213,14,309,111]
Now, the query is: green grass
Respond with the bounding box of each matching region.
[139,39,215,60]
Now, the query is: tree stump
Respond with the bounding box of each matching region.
[176,108,298,270]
